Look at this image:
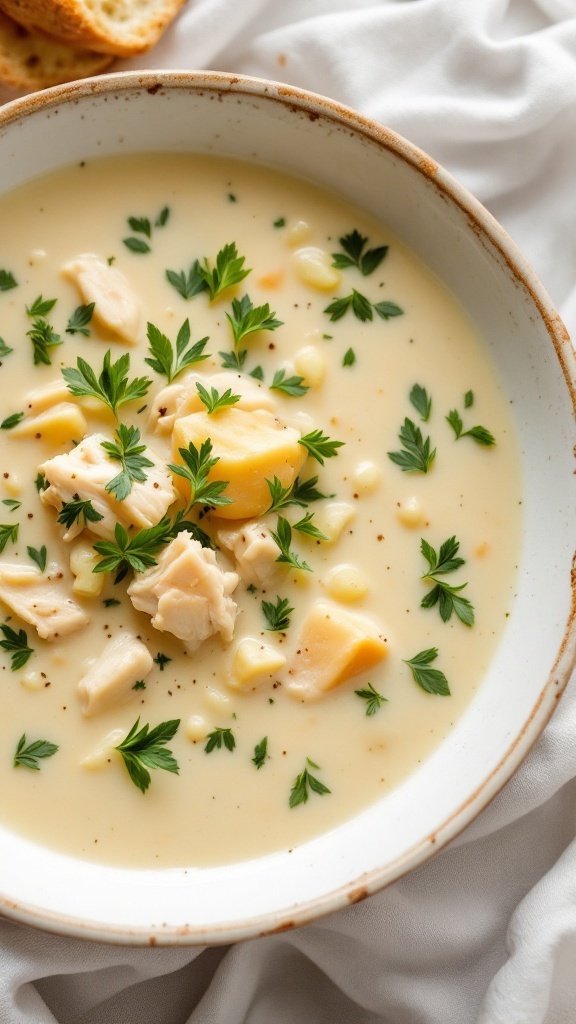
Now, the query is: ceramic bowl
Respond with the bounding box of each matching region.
[0,71,574,945]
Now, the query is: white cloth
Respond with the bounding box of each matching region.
[1,1,576,1021]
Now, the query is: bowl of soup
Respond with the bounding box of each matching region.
[0,71,574,945]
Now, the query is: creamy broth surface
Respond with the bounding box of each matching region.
[0,154,521,867]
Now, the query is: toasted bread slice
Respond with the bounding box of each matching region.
[0,10,113,89]
[0,0,187,57]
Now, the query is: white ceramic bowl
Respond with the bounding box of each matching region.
[0,71,574,945]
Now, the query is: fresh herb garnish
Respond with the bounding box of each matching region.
[123,208,169,255]
[13,734,58,769]
[27,317,62,366]
[145,319,210,382]
[325,289,372,322]
[387,418,436,473]
[273,217,286,228]
[66,303,95,336]
[27,545,47,572]
[199,242,250,300]
[298,429,344,466]
[101,425,154,502]
[168,439,232,514]
[35,472,47,492]
[289,758,331,808]
[0,624,34,670]
[420,536,474,626]
[195,382,241,415]
[92,518,173,583]
[252,736,268,769]
[204,726,236,753]
[292,512,328,541]
[153,652,172,671]
[270,369,309,397]
[165,259,209,300]
[226,294,283,347]
[27,295,57,317]
[403,648,451,695]
[1,412,24,429]
[354,682,388,716]
[271,517,311,572]
[0,337,13,358]
[410,384,431,422]
[103,597,121,607]
[262,595,294,631]
[0,269,17,291]
[249,365,264,381]
[342,347,356,367]
[0,522,19,553]
[62,350,151,418]
[132,680,146,691]
[1,499,21,511]
[446,407,496,447]
[218,348,247,371]
[57,496,104,531]
[115,717,180,793]
[332,230,388,276]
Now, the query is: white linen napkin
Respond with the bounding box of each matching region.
[1,1,576,1021]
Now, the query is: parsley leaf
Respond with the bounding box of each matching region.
[0,269,17,291]
[27,295,57,317]
[1,412,24,429]
[0,337,13,358]
[153,652,172,671]
[354,682,388,715]
[195,382,241,414]
[205,726,236,753]
[27,317,62,366]
[262,595,294,631]
[101,425,154,502]
[387,417,436,473]
[57,495,104,531]
[62,350,151,418]
[226,294,283,347]
[271,517,311,572]
[13,734,58,770]
[420,536,475,626]
[0,623,34,670]
[1,499,21,511]
[168,439,232,514]
[324,289,373,322]
[218,348,247,371]
[332,230,388,276]
[145,319,210,383]
[252,736,268,769]
[289,758,331,807]
[373,300,404,320]
[410,383,431,422]
[342,347,356,367]
[27,545,47,572]
[115,717,180,793]
[0,522,18,553]
[446,408,496,446]
[298,429,344,466]
[270,369,309,397]
[292,512,328,541]
[66,303,95,336]
[93,518,173,583]
[199,242,251,300]
[165,260,209,300]
[403,648,451,696]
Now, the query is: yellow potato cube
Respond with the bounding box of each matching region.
[230,637,287,689]
[70,541,105,597]
[171,408,307,520]
[287,601,388,700]
[11,402,87,445]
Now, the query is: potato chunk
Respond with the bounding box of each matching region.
[127,533,239,653]
[77,634,153,718]
[171,408,307,520]
[287,601,388,700]
[0,564,89,641]
[10,402,87,445]
[149,370,275,435]
[62,253,142,343]
[230,637,286,690]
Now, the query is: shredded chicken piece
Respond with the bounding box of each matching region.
[62,253,142,343]
[0,563,89,641]
[128,533,239,653]
[216,517,279,588]
[77,633,153,717]
[148,370,276,434]
[40,432,175,541]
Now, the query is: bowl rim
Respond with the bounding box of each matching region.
[0,69,575,946]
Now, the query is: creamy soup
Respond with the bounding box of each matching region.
[0,154,521,868]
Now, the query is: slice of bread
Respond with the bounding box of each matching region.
[0,0,187,58]
[0,10,113,89]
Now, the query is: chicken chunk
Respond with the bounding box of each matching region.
[62,253,142,344]
[40,432,175,541]
[77,633,153,717]
[149,370,276,435]
[286,601,389,700]
[216,517,279,588]
[127,533,239,653]
[0,564,89,641]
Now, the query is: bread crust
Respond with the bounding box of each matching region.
[0,0,187,57]
[0,9,112,88]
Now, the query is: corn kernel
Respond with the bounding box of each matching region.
[20,670,43,692]
[185,714,208,742]
[396,496,425,527]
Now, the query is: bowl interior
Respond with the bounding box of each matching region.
[0,72,574,944]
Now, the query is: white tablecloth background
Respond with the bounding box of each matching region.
[1,1,576,1021]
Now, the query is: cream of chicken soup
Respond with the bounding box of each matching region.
[0,154,521,867]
